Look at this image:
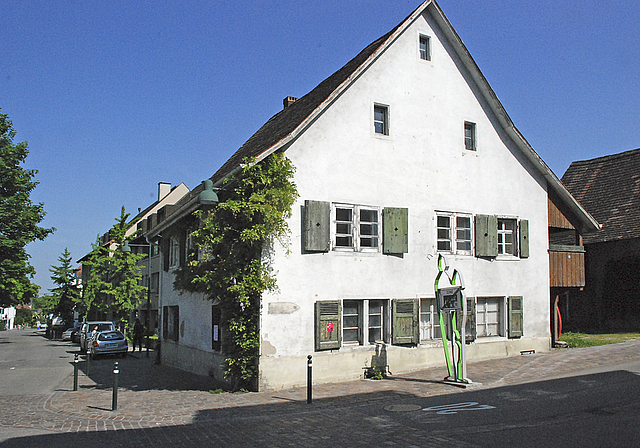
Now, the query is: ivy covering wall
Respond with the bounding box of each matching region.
[175,153,297,390]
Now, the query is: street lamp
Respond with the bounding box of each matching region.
[121,239,152,357]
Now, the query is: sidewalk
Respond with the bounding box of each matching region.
[2,339,640,445]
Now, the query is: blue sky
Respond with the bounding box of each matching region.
[2,0,638,293]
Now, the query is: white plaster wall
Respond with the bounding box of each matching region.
[259,11,551,389]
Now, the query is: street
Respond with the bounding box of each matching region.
[1,329,640,447]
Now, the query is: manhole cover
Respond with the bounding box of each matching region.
[384,404,422,412]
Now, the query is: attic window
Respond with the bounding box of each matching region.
[464,121,476,150]
[374,104,389,135]
[419,34,431,61]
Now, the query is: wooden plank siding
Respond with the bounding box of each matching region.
[548,197,575,229]
[549,249,585,287]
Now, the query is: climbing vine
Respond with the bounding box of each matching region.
[175,152,297,390]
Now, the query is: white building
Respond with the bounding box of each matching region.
[148,0,598,390]
[1,307,16,330]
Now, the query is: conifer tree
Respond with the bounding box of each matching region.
[47,248,79,326]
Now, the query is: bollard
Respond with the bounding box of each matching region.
[86,350,91,376]
[112,361,119,411]
[73,354,79,391]
[307,355,312,404]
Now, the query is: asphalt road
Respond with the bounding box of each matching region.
[2,329,640,447]
[377,368,640,447]
[0,328,75,396]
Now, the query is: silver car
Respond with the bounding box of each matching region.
[79,321,115,352]
[89,330,128,358]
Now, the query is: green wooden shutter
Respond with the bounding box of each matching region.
[508,296,523,338]
[315,301,341,350]
[465,297,476,343]
[392,299,419,345]
[519,219,529,258]
[383,207,409,254]
[475,214,498,258]
[304,200,330,252]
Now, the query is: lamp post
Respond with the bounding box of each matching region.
[121,240,152,357]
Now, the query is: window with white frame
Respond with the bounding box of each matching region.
[476,297,504,337]
[368,300,386,343]
[464,121,476,150]
[419,34,431,61]
[497,218,518,256]
[341,299,388,345]
[169,236,180,267]
[374,104,389,135]
[333,204,380,252]
[343,300,361,344]
[420,298,442,340]
[436,212,472,255]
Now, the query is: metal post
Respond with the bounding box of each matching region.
[307,355,312,404]
[112,361,119,411]
[73,354,79,391]
[86,350,91,376]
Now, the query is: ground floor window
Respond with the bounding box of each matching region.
[420,298,442,340]
[163,305,179,341]
[341,299,389,345]
[476,297,504,337]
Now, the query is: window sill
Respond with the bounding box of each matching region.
[474,335,506,343]
[495,255,520,261]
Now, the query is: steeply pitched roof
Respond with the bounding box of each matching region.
[209,28,398,185]
[156,0,599,235]
[562,148,640,243]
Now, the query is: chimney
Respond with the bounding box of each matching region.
[283,96,298,109]
[158,182,171,201]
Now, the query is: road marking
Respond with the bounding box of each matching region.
[423,401,495,414]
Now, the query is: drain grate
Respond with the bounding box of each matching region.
[384,404,423,412]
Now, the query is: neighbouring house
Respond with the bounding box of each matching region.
[79,182,190,326]
[146,0,599,390]
[561,148,640,333]
[1,307,16,330]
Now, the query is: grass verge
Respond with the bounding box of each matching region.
[561,332,640,348]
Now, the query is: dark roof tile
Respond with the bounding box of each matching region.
[562,148,640,243]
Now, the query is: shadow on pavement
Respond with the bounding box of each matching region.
[3,370,640,448]
[69,351,218,392]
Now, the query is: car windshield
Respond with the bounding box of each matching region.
[98,331,124,341]
[97,323,114,331]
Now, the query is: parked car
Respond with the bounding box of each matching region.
[79,321,115,353]
[89,330,128,358]
[61,328,75,341]
[71,324,82,343]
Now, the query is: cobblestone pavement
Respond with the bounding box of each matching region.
[2,340,640,447]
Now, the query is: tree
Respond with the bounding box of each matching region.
[0,109,54,306]
[46,248,79,326]
[81,207,147,330]
[175,153,297,390]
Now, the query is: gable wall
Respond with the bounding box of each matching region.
[259,10,551,388]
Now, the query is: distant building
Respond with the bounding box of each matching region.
[1,307,16,330]
[79,182,190,328]
[561,148,640,332]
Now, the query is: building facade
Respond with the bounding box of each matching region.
[147,0,598,390]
